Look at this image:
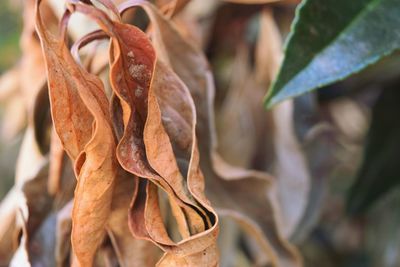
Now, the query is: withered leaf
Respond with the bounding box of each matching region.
[0,0,320,267]
[107,168,161,267]
[68,1,219,265]
[36,1,117,265]
[216,45,267,168]
[48,128,65,195]
[130,3,302,266]
[9,155,51,267]
[255,8,310,238]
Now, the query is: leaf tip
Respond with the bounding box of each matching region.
[263,84,281,109]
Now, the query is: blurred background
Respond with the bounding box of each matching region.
[0,1,22,198]
[1,1,400,267]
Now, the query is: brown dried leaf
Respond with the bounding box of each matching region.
[10,158,51,267]
[216,45,267,168]
[107,169,161,267]
[67,1,219,265]
[272,101,310,237]
[48,128,65,195]
[134,3,302,266]
[35,1,117,265]
[255,8,310,238]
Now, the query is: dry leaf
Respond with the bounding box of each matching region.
[255,9,310,238]
[64,1,219,265]
[0,1,375,267]
[48,128,65,195]
[6,115,55,266]
[216,44,268,168]
[124,3,302,266]
[107,168,162,267]
[36,1,117,265]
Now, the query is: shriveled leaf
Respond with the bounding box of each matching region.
[21,164,53,244]
[265,0,400,107]
[47,128,65,195]
[272,101,310,237]
[10,158,51,267]
[216,46,264,168]
[107,169,161,267]
[135,3,302,266]
[36,1,117,265]
[68,1,219,265]
[255,9,310,237]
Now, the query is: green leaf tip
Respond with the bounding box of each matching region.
[264,0,400,108]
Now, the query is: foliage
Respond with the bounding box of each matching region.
[0,0,399,266]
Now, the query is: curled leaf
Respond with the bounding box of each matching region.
[134,3,302,266]
[36,1,117,265]
[67,1,219,265]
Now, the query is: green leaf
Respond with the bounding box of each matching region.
[347,85,400,214]
[265,0,400,107]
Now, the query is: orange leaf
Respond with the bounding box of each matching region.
[134,3,302,266]
[36,1,117,265]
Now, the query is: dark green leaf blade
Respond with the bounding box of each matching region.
[265,0,400,107]
[347,85,400,214]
